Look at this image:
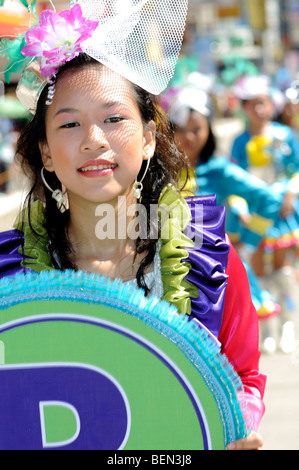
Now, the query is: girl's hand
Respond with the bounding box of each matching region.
[227,431,264,450]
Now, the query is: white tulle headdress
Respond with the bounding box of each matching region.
[0,0,188,114]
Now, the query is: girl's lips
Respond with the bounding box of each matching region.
[78,160,118,177]
[78,164,118,172]
[78,164,118,178]
[78,158,117,170]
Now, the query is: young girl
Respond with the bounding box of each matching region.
[0,2,265,450]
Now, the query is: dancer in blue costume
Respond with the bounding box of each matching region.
[165,85,291,322]
[232,76,299,175]
[0,1,266,449]
[231,75,299,250]
[231,75,299,353]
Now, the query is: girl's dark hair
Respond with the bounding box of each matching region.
[15,53,189,295]
[197,120,217,165]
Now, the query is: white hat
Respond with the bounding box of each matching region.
[168,88,211,127]
[233,75,271,100]
[186,71,215,94]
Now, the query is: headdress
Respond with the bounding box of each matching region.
[0,0,188,113]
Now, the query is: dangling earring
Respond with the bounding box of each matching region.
[41,167,68,213]
[133,155,151,200]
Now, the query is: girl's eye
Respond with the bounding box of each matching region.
[105,115,125,124]
[60,122,79,129]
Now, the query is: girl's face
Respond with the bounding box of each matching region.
[174,110,209,167]
[40,65,156,206]
[243,95,275,124]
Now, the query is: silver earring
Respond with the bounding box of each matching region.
[133,155,151,200]
[133,181,143,200]
[41,167,68,213]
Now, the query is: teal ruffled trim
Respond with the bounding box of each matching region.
[0,269,248,446]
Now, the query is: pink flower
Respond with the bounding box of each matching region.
[21,4,98,78]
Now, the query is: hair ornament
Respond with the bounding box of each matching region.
[21,4,99,79]
[1,0,188,113]
[45,76,56,106]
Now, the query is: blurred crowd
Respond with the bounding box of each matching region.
[158,51,299,356]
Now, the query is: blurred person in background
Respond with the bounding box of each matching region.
[276,85,299,139]
[0,116,14,193]
[0,85,30,193]
[231,75,299,354]
[163,82,298,354]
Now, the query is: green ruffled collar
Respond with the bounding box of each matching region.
[14,200,54,273]
[158,184,198,314]
[15,186,198,315]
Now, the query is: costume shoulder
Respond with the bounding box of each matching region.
[271,122,299,170]
[158,186,230,340]
[231,130,251,169]
[0,201,54,279]
[184,194,230,339]
[195,156,229,180]
[271,121,294,138]
[232,130,251,146]
[0,229,32,279]
[194,157,227,201]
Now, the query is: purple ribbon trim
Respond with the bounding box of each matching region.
[184,195,230,339]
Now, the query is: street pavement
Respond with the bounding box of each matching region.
[258,289,299,451]
[259,335,299,450]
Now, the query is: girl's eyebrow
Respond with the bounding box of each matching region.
[53,107,79,118]
[102,100,123,108]
[53,101,124,118]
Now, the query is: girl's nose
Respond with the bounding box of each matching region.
[82,125,109,151]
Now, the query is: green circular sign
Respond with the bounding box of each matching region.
[0,271,247,450]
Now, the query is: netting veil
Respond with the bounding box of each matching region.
[16,0,188,112]
[76,0,188,95]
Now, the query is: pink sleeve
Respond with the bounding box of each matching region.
[219,240,266,431]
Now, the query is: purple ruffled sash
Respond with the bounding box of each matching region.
[184,195,230,339]
[0,229,32,279]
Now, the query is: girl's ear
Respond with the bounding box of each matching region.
[39,141,54,171]
[143,120,156,160]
